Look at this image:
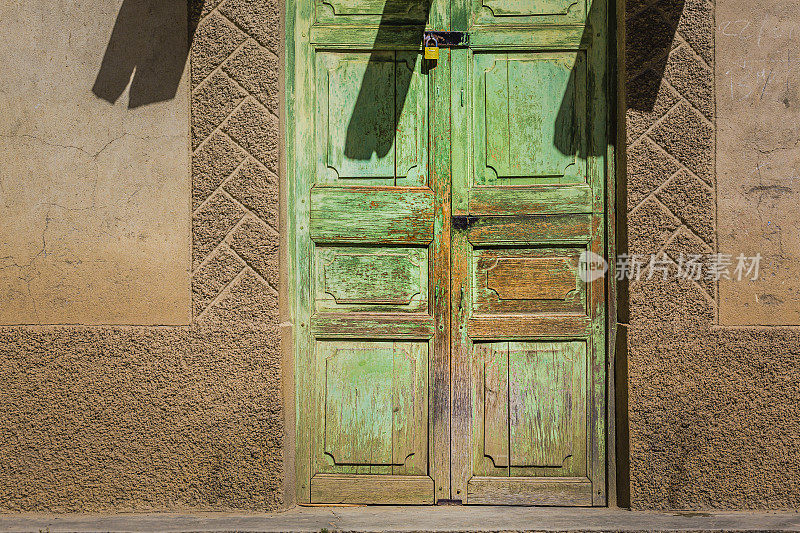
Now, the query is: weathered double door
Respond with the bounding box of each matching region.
[290,0,609,505]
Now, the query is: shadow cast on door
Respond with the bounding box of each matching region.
[343,0,434,162]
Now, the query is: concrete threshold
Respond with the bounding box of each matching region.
[1,506,799,533]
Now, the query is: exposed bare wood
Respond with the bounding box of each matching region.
[312,313,435,338]
[310,187,435,245]
[467,477,593,505]
[468,315,592,339]
[311,475,435,504]
[467,214,592,245]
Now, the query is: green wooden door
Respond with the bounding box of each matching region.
[448,0,609,506]
[290,0,451,505]
[289,0,609,506]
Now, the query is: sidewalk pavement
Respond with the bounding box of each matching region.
[1,505,799,533]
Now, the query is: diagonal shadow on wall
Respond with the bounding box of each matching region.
[92,0,206,109]
[623,0,687,112]
[555,0,686,159]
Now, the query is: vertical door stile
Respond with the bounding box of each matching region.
[292,0,315,504]
[429,0,452,501]
[430,0,453,498]
[588,0,610,505]
[449,0,472,497]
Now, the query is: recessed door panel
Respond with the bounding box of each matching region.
[314,340,428,476]
[316,51,427,186]
[315,246,429,313]
[474,52,586,186]
[475,341,588,475]
[471,0,586,25]
[473,247,586,315]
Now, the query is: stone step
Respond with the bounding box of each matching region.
[1,507,799,533]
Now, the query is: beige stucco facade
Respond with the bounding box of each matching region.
[0,0,798,513]
[0,1,191,325]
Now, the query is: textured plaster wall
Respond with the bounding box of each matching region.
[2,0,799,514]
[0,1,191,326]
[625,0,800,509]
[0,0,284,512]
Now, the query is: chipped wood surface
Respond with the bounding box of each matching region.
[311,474,435,504]
[289,0,610,506]
[467,477,593,506]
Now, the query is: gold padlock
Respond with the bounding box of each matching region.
[424,36,439,60]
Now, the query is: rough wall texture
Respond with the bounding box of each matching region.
[0,0,284,512]
[625,0,800,509]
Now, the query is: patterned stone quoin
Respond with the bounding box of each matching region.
[626,0,715,303]
[190,0,280,324]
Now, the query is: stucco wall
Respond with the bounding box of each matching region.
[0,1,191,326]
[0,0,284,512]
[625,0,800,509]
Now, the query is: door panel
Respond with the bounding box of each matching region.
[471,0,586,25]
[315,246,428,312]
[314,340,428,475]
[315,51,427,186]
[474,341,587,473]
[472,247,586,315]
[475,52,586,185]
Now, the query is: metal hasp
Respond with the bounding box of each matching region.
[422,31,469,48]
[451,214,478,230]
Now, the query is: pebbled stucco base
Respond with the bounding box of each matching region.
[0,0,285,513]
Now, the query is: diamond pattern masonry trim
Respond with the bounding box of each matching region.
[626,0,716,301]
[191,0,280,321]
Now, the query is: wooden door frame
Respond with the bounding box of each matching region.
[281,0,622,507]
